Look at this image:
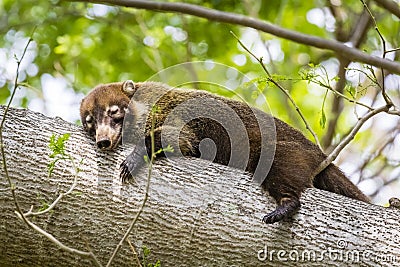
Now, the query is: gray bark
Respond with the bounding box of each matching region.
[0,106,399,266]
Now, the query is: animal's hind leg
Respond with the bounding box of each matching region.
[262,194,301,224]
[261,141,315,224]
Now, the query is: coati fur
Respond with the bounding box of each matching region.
[80,80,369,224]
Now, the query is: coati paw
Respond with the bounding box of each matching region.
[262,209,289,224]
[120,159,134,182]
[119,145,147,182]
[262,197,301,224]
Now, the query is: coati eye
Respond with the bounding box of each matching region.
[109,105,119,116]
[86,115,93,123]
[83,116,95,136]
[109,105,125,123]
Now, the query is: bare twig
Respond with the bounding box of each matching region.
[127,238,143,267]
[106,109,157,267]
[1,37,32,226]
[0,36,102,267]
[230,31,322,149]
[313,104,390,176]
[386,48,400,54]
[14,211,102,266]
[360,0,394,107]
[70,0,400,74]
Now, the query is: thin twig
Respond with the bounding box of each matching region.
[313,104,390,176]
[24,155,79,217]
[360,0,394,107]
[308,74,374,111]
[230,31,322,149]
[386,47,400,54]
[1,37,32,226]
[0,35,102,267]
[127,238,143,267]
[14,211,102,266]
[106,109,157,267]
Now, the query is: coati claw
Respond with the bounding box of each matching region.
[262,198,301,224]
[119,145,148,182]
[262,209,288,224]
[120,159,132,182]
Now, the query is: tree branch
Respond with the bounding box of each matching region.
[313,104,390,176]
[322,10,372,150]
[373,0,400,19]
[2,106,400,266]
[74,0,400,74]
[231,32,322,149]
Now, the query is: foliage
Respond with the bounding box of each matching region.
[142,246,161,267]
[48,133,71,176]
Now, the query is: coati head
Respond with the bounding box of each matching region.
[80,80,137,150]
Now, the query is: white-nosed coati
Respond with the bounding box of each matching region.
[80,80,369,224]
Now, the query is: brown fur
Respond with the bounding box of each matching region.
[80,80,369,224]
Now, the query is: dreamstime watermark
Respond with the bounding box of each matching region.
[257,240,400,264]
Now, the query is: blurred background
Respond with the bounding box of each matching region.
[1,0,399,204]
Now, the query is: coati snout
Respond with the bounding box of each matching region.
[80,80,369,224]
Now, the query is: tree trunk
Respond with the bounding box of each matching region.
[1,106,399,266]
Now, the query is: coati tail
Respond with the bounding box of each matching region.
[313,164,370,203]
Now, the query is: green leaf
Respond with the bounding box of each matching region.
[163,144,174,153]
[48,133,71,176]
[319,89,328,129]
[35,193,50,212]
[319,108,326,129]
[49,133,70,157]
[345,84,356,98]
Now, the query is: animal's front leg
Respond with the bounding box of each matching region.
[120,142,148,182]
[120,125,198,182]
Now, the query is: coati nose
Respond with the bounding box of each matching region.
[97,138,111,149]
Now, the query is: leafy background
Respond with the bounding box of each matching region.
[1,0,399,204]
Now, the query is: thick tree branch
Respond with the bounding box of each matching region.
[374,0,400,19]
[74,0,400,74]
[2,106,400,266]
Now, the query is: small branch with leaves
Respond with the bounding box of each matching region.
[231,31,322,150]
[231,5,399,190]
[24,133,81,217]
[314,1,399,178]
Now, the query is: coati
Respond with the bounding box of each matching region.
[80,80,369,224]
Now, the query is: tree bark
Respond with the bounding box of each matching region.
[1,106,400,266]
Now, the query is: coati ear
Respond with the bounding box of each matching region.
[122,80,136,97]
